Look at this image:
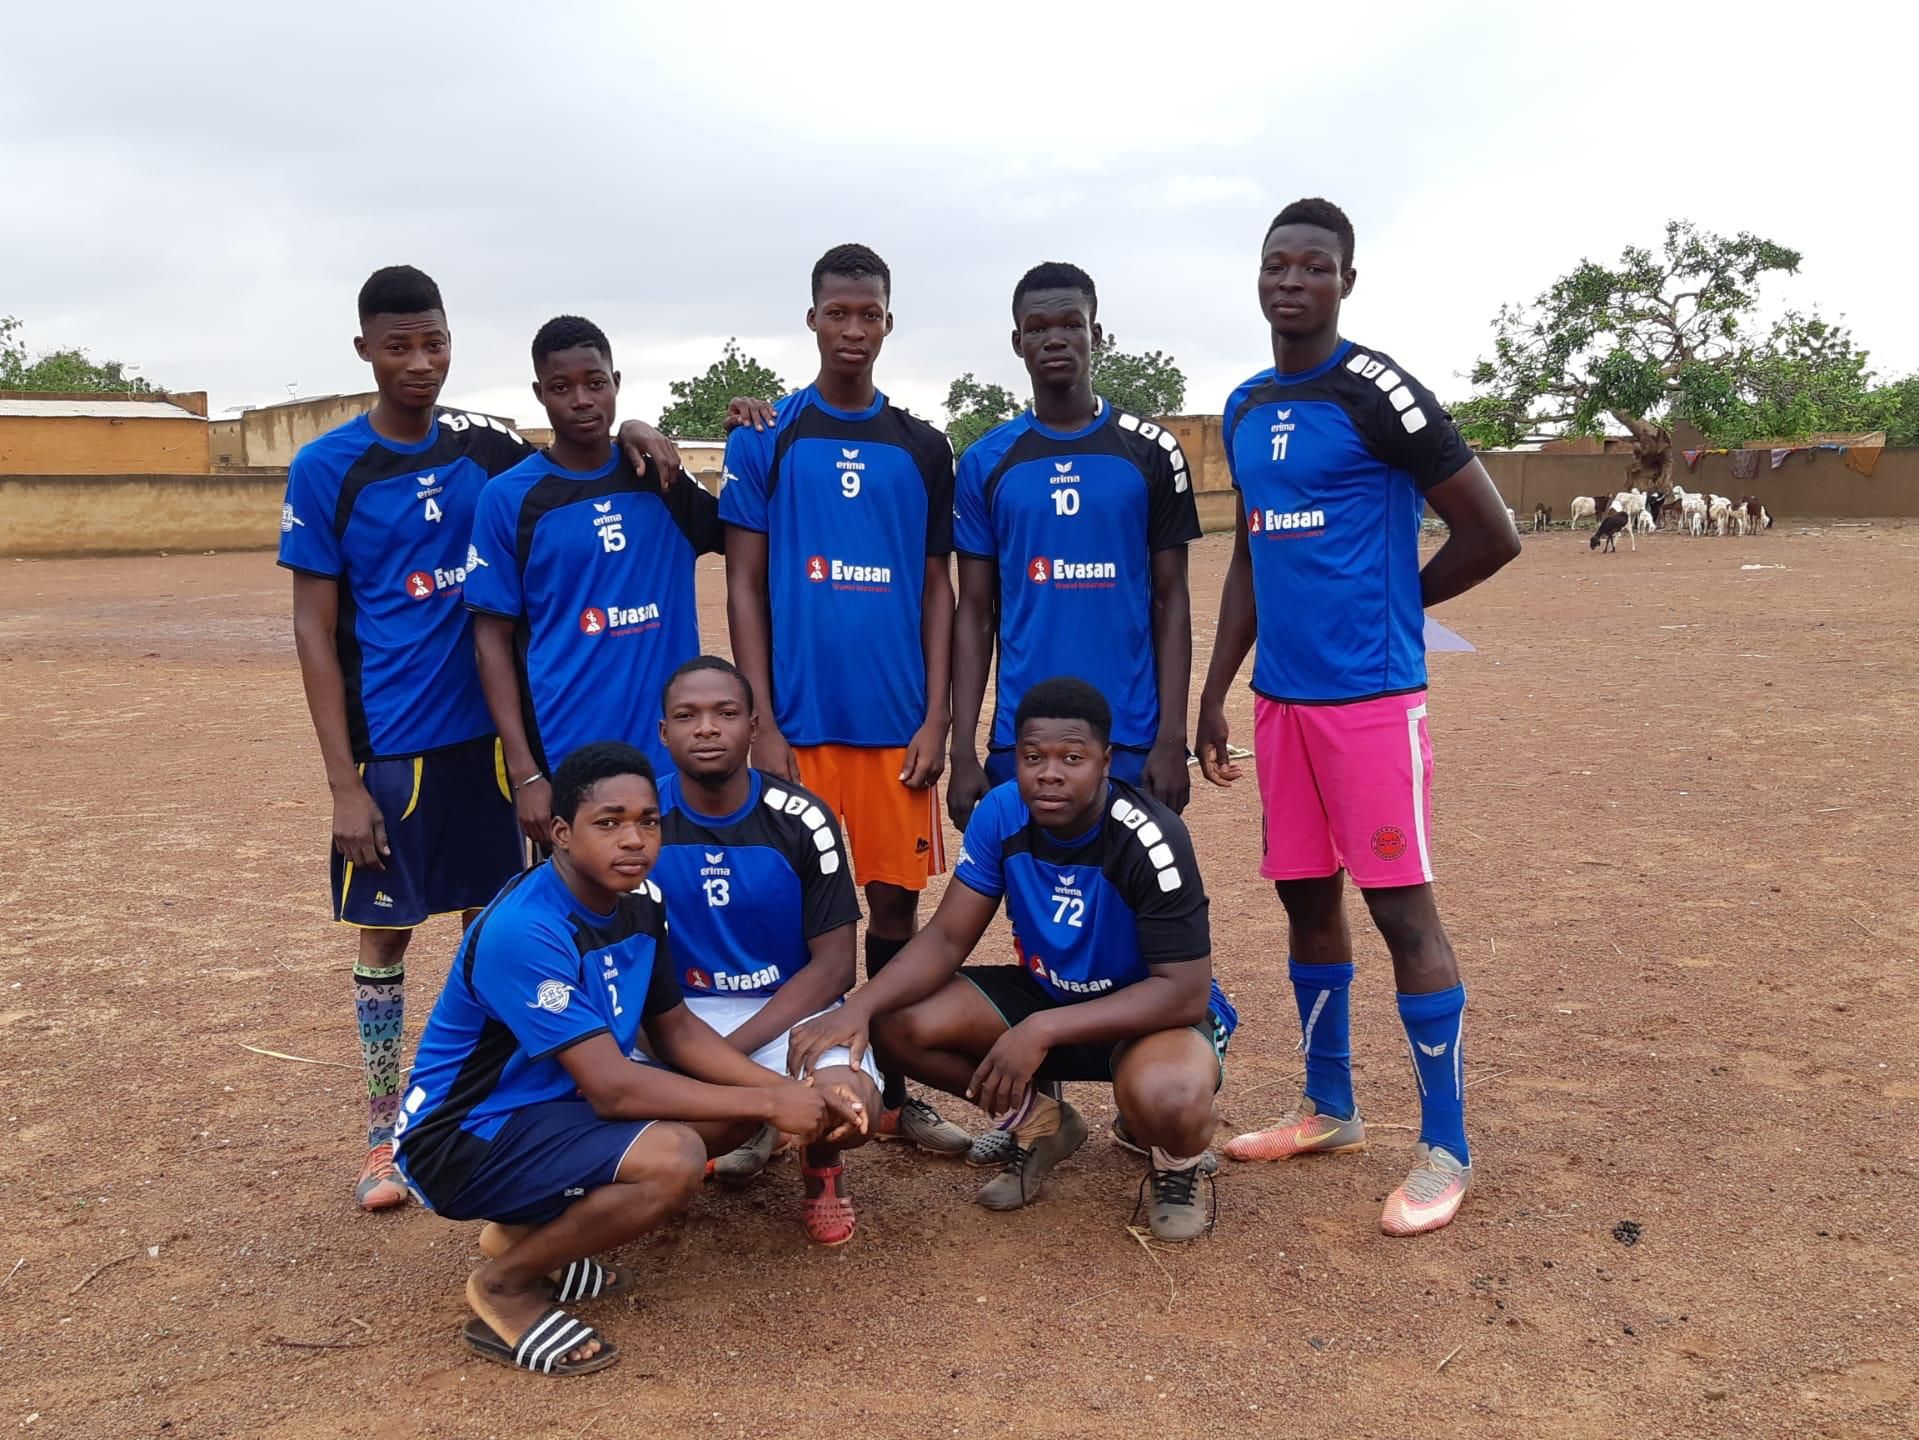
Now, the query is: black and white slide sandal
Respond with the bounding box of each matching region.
[461,1307,619,1377]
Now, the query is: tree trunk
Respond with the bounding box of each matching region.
[1610,410,1671,490]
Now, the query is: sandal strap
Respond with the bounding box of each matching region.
[513,1308,599,1374]
[553,1259,608,1302]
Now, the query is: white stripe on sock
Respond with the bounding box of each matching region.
[1300,988,1331,1057]
[1452,1012,1464,1099]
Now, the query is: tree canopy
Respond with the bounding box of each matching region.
[942,372,1020,456]
[1091,335,1186,417]
[659,338,784,438]
[1,315,155,393]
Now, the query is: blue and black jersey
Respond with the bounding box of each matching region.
[277,410,532,761]
[954,778,1234,1026]
[464,451,721,777]
[718,386,954,748]
[1222,341,1473,704]
[652,769,860,998]
[393,862,683,1203]
[954,400,1199,757]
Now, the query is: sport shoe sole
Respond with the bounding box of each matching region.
[977,1103,1089,1211]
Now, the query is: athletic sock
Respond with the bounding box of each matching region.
[865,935,909,1109]
[1396,984,1469,1165]
[353,961,406,1150]
[1009,1090,1062,1144]
[1290,957,1356,1121]
[1149,1146,1203,1173]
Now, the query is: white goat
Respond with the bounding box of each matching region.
[1568,495,1598,529]
[1709,495,1732,536]
[1634,508,1656,534]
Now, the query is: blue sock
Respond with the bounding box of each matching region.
[1396,985,1469,1165]
[1290,958,1355,1121]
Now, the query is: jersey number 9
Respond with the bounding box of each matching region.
[841,474,861,499]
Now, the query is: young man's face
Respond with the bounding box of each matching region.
[1013,287,1100,393]
[551,774,661,891]
[808,276,892,383]
[660,670,755,786]
[354,310,451,410]
[1015,717,1111,833]
[533,345,619,450]
[1257,224,1352,340]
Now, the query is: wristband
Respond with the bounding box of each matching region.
[512,770,544,792]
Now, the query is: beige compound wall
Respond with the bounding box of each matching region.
[0,415,210,475]
[1,475,285,556]
[238,394,375,469]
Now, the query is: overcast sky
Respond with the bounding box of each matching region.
[4,1,1912,435]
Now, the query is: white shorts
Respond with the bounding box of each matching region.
[684,994,882,1087]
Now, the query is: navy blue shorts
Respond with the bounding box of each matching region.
[331,734,524,928]
[986,746,1149,789]
[411,1100,654,1226]
[960,964,1230,1089]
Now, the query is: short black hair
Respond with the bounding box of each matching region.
[357,265,444,324]
[812,243,891,302]
[551,741,656,823]
[1013,676,1112,746]
[662,654,754,716]
[1264,197,1356,269]
[1012,261,1097,323]
[532,315,613,369]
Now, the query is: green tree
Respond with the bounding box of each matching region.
[1457,221,1804,484]
[1864,375,1919,446]
[0,315,155,392]
[1091,334,1186,417]
[943,371,1020,456]
[659,338,784,438]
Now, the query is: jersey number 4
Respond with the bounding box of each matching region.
[422,497,444,523]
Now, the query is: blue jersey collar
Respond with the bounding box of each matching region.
[1027,396,1110,443]
[1269,339,1354,386]
[538,449,621,482]
[808,385,887,423]
[670,768,764,828]
[359,411,441,455]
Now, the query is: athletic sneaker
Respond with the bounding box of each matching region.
[977,1101,1089,1211]
[966,1124,1018,1168]
[355,1142,409,1211]
[711,1123,778,1182]
[1380,1143,1472,1236]
[1224,1096,1367,1163]
[877,1097,974,1156]
[1110,1116,1219,1174]
[1140,1163,1213,1242]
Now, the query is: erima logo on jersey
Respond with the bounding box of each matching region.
[837,448,865,474]
[403,562,473,599]
[579,602,661,635]
[1248,508,1326,537]
[1110,796,1185,892]
[280,503,304,533]
[806,555,893,587]
[594,499,614,513]
[1028,557,1118,585]
[414,476,441,500]
[762,787,843,874]
[1345,351,1428,433]
[529,980,576,1014]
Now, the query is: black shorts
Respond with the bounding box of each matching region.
[958,964,1230,1088]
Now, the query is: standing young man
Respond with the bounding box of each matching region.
[720,243,972,1152]
[393,743,861,1377]
[467,315,722,844]
[948,260,1199,829]
[789,678,1235,1242]
[1195,199,1520,1235]
[280,267,681,1210]
[650,656,882,1245]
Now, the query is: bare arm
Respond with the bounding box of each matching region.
[723,524,796,780]
[473,612,551,846]
[292,573,387,869]
[1142,544,1193,813]
[557,1027,852,1139]
[946,554,997,826]
[1194,496,1257,786]
[721,922,857,1057]
[901,556,954,788]
[1421,458,1521,607]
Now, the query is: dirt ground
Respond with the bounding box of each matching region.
[2,522,1916,1439]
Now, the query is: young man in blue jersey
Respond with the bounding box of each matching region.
[721,243,974,1155]
[280,266,683,1212]
[468,315,722,843]
[789,678,1235,1242]
[1195,198,1520,1236]
[949,261,1199,822]
[650,656,882,1245]
[393,742,863,1377]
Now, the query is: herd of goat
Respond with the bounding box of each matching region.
[1509,488,1774,553]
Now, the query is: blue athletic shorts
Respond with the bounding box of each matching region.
[331,734,524,928]
[986,746,1149,789]
[407,1099,653,1226]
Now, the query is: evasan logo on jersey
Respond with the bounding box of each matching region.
[1022,947,1114,996]
[1028,557,1118,588]
[805,555,893,589]
[403,562,474,600]
[578,601,662,636]
[1248,507,1326,538]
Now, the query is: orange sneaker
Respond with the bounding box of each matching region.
[355,1142,409,1211]
[1224,1097,1366,1163]
[1380,1144,1472,1236]
[801,1161,856,1246]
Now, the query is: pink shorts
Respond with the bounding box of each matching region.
[1253,691,1434,888]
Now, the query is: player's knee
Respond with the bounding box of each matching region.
[864,884,917,937]
[1362,886,1443,958]
[358,926,410,967]
[1120,1067,1214,1152]
[621,1122,706,1208]
[872,1005,925,1058]
[816,1066,882,1148]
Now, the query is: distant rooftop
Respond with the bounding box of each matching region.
[0,397,203,421]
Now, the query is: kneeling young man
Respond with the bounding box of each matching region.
[650,656,883,1245]
[395,743,861,1377]
[789,678,1236,1241]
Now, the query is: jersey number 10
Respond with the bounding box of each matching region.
[1052,488,1080,516]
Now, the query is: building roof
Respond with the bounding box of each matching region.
[0,397,203,421]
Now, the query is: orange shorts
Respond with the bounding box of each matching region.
[793,744,945,891]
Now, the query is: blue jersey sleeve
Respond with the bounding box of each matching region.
[954,786,1014,899]
[471,915,613,1061]
[277,447,345,576]
[462,476,523,617]
[952,442,993,560]
[718,425,773,533]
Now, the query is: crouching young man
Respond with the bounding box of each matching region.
[394,742,862,1377]
[788,678,1236,1241]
